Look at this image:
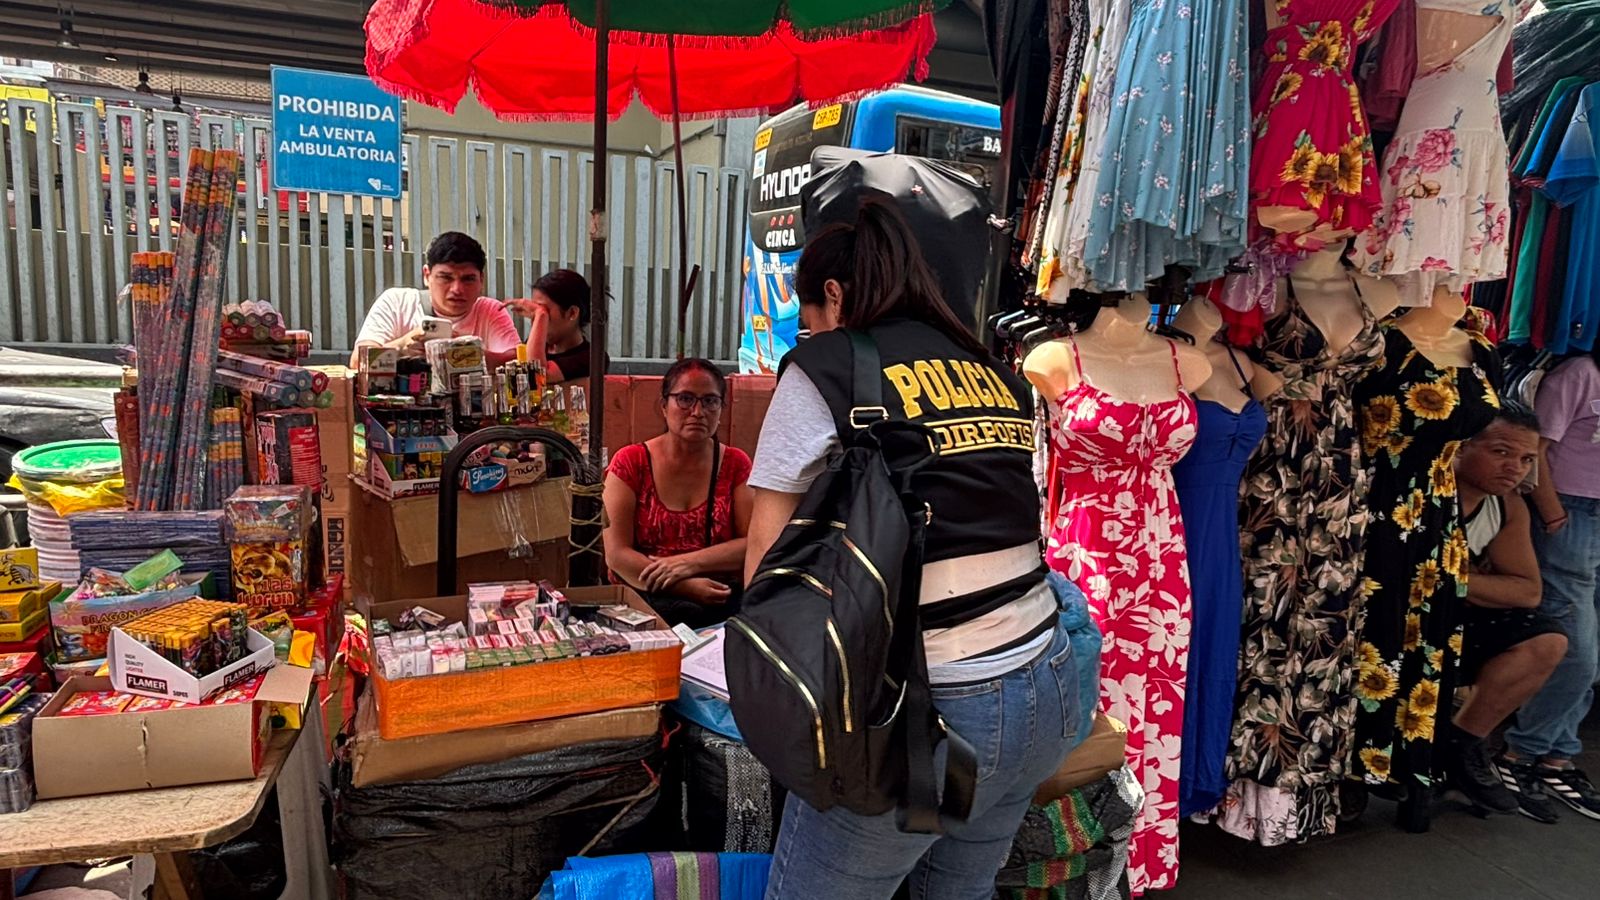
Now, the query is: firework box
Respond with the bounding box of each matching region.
[32,665,312,799]
[0,582,60,625]
[363,586,678,739]
[231,540,309,611]
[47,577,209,662]
[255,408,323,489]
[0,548,40,591]
[107,622,276,704]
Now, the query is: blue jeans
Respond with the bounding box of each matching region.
[1508,494,1600,760]
[764,621,1079,900]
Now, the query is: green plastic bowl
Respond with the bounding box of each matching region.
[12,439,124,484]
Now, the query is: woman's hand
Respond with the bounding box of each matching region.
[639,554,701,591]
[504,298,549,321]
[679,577,733,606]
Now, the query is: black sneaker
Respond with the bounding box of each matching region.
[1535,765,1600,821]
[1447,736,1519,814]
[1494,757,1562,825]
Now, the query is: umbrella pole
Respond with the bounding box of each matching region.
[668,36,698,360]
[588,0,609,468]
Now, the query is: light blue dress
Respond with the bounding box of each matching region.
[1083,0,1251,292]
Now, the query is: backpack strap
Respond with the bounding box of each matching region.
[847,329,889,431]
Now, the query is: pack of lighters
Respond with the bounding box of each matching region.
[120,599,251,677]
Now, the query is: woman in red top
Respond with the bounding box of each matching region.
[603,358,753,626]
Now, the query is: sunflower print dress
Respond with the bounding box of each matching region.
[1350,326,1500,794]
[1249,0,1402,248]
[1216,282,1385,847]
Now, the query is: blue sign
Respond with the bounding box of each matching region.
[271,66,402,198]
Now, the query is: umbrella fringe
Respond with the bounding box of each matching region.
[469,0,936,49]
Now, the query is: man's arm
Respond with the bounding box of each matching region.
[1466,496,1543,609]
[350,289,424,364]
[481,305,524,368]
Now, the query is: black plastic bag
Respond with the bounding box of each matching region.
[333,734,663,900]
[658,719,786,854]
[800,150,994,330]
[190,785,288,900]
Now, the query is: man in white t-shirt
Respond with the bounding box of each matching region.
[349,231,523,368]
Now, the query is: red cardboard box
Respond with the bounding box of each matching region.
[0,651,47,692]
[728,374,776,457]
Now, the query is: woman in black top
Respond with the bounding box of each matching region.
[744,201,1081,900]
[506,268,608,382]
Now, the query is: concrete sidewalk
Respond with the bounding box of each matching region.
[1168,721,1600,900]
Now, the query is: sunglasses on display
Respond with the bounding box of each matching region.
[667,392,724,412]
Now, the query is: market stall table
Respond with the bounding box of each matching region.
[0,719,332,900]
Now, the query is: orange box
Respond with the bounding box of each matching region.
[365,586,680,739]
[727,374,776,457]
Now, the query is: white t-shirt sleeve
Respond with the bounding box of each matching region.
[355,287,417,346]
[748,366,841,494]
[471,299,524,356]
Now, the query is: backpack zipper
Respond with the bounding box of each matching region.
[841,536,891,628]
[825,618,854,733]
[753,566,832,598]
[728,618,828,770]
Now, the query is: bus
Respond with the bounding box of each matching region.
[738,86,1002,374]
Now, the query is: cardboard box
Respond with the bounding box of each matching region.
[602,375,631,458]
[727,374,776,457]
[349,693,660,787]
[32,666,313,799]
[309,366,355,478]
[0,547,40,591]
[0,582,59,625]
[364,586,680,739]
[348,477,572,603]
[0,621,52,659]
[0,607,46,643]
[108,625,276,704]
[359,407,457,456]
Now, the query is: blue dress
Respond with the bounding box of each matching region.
[1082,0,1251,291]
[1173,363,1267,817]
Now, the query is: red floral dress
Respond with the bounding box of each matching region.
[608,442,750,558]
[1045,339,1197,895]
[1250,0,1402,248]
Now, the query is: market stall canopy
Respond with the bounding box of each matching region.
[364,0,940,120]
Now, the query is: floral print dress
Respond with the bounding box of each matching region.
[1349,2,1516,305]
[1217,281,1385,846]
[1350,327,1501,792]
[1046,339,1196,896]
[1250,0,1402,248]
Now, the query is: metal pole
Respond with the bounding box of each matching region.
[668,35,697,360]
[588,0,610,468]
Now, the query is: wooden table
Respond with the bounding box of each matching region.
[0,730,300,900]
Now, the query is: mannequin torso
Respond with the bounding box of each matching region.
[1024,295,1212,404]
[1173,297,1259,412]
[1417,4,1499,72]
[1274,246,1400,353]
[1394,285,1475,367]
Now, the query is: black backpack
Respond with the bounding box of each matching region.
[726,330,977,834]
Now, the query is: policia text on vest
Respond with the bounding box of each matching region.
[882,359,1036,456]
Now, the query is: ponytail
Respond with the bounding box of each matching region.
[794,198,988,358]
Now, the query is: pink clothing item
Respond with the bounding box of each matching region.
[1363,0,1416,131]
[1045,338,1197,896]
[1535,356,1600,500]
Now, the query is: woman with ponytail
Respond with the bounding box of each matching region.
[743,200,1082,899]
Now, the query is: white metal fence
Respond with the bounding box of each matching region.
[0,98,749,361]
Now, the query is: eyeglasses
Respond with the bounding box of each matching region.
[667,392,724,412]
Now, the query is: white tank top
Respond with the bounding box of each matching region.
[1463,495,1504,559]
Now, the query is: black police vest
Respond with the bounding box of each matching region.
[783,319,1043,569]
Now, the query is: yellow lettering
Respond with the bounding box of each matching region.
[983,366,1019,410]
[883,364,924,418]
[979,420,998,444]
[933,361,972,408]
[913,361,953,411]
[960,423,984,446]
[959,361,996,406]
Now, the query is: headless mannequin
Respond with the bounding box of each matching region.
[1172,296,1268,412]
[1024,294,1212,405]
[1395,285,1475,367]
[1417,4,1498,72]
[1276,245,1401,347]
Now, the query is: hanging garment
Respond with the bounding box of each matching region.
[1076,0,1251,291]
[1350,1,1516,306]
[1045,338,1196,895]
[1172,352,1268,818]
[1249,0,1403,248]
[1218,281,1386,846]
[1044,0,1137,296]
[1541,81,1600,354]
[1349,327,1501,792]
[1506,77,1587,344]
